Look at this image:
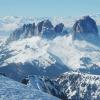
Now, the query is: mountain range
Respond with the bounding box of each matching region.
[0,15,100,100]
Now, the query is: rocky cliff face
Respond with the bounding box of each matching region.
[38,20,56,39]
[54,23,64,33]
[73,16,98,40]
[7,20,67,42]
[8,16,99,42]
[8,23,36,41]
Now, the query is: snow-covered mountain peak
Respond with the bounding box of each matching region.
[3,37,55,68]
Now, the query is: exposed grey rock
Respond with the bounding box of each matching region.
[7,23,36,41]
[42,20,54,29]
[37,20,56,39]
[73,16,98,40]
[37,21,44,33]
[54,23,64,33]
[7,19,68,42]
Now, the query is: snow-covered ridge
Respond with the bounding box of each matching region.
[0,75,60,100]
[56,72,100,100]
[3,35,100,67]
[20,72,100,100]
[26,75,65,99]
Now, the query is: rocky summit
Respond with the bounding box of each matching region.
[7,20,67,42]
[73,16,98,40]
[54,23,64,33]
[8,23,36,41]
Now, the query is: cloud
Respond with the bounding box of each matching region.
[0,23,18,32]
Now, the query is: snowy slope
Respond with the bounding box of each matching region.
[0,36,69,81]
[1,34,100,69]
[49,35,100,70]
[0,75,60,100]
[0,34,100,80]
[3,37,52,67]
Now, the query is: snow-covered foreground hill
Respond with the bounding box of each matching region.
[0,75,60,100]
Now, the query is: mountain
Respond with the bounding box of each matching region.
[0,16,100,81]
[73,16,98,35]
[7,19,67,42]
[20,72,100,100]
[49,35,100,74]
[56,72,100,100]
[0,15,100,99]
[0,75,60,100]
[36,19,56,39]
[72,16,100,45]
[0,16,71,37]
[21,75,67,100]
[0,37,69,81]
[8,23,36,41]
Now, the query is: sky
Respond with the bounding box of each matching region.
[0,0,100,17]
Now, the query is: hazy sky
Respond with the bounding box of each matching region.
[0,0,100,17]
